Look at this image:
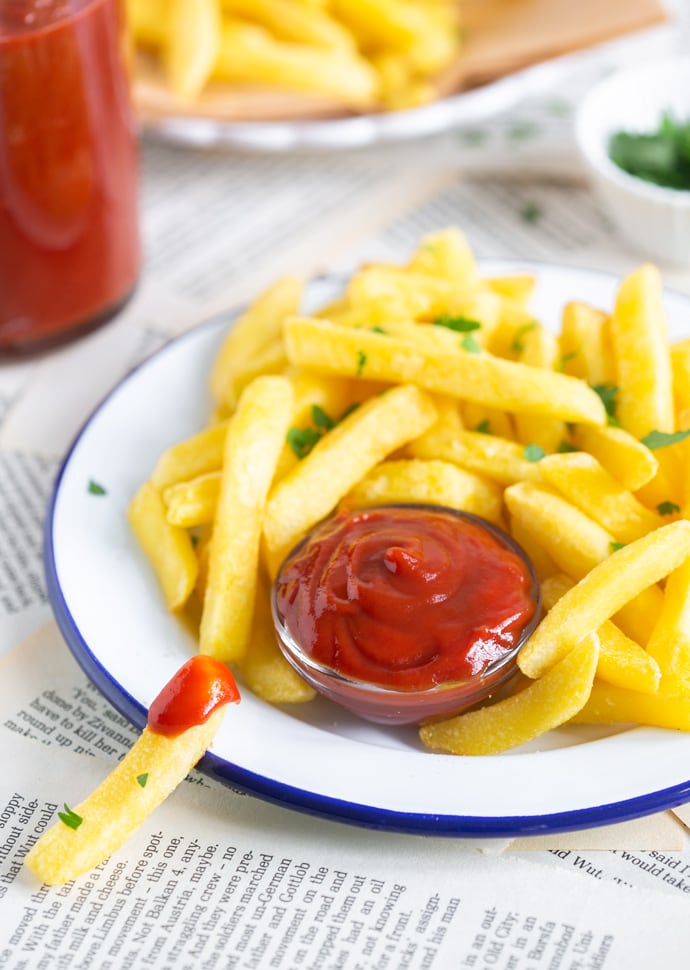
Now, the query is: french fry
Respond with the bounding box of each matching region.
[570,423,658,492]
[409,426,543,486]
[609,263,674,438]
[539,452,663,544]
[210,276,302,408]
[646,558,690,689]
[151,422,227,490]
[343,458,503,524]
[165,0,222,99]
[407,227,479,285]
[213,21,379,106]
[263,384,438,572]
[163,472,221,528]
[541,574,661,695]
[513,324,568,453]
[559,301,614,385]
[237,577,316,703]
[517,520,690,679]
[283,317,607,424]
[128,482,198,610]
[223,0,357,51]
[571,681,690,731]
[420,635,599,755]
[199,375,293,662]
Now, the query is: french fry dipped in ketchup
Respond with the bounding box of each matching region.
[25,656,240,886]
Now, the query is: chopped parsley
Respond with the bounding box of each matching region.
[657,500,681,516]
[311,404,334,431]
[558,349,579,372]
[461,334,481,354]
[87,480,107,496]
[592,384,620,426]
[641,428,690,450]
[511,320,537,353]
[524,443,546,462]
[58,804,83,830]
[475,420,492,434]
[137,773,149,788]
[286,426,321,459]
[557,439,577,453]
[355,350,367,378]
[371,325,388,335]
[609,112,690,190]
[434,315,481,333]
[519,202,542,224]
[609,541,626,553]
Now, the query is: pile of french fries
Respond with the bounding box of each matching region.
[127,226,690,759]
[127,0,463,110]
[25,226,690,886]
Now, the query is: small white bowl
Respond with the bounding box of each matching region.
[575,57,690,266]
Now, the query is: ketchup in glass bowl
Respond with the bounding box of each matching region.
[272,504,541,725]
[0,0,140,356]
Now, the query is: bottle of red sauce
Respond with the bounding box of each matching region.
[0,0,140,356]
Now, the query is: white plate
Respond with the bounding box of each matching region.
[45,262,690,836]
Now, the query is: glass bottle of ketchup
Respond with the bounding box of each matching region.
[0,0,140,356]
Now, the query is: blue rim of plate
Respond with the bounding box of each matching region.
[43,262,690,838]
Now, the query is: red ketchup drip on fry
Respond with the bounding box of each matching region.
[148,656,240,738]
[275,506,538,691]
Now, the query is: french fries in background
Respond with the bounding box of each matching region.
[126,0,463,110]
[130,226,690,757]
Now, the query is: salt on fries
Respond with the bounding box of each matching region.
[128,0,462,110]
[28,227,690,884]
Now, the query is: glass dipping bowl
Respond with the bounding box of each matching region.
[271,505,541,726]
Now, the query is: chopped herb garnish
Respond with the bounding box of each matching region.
[558,349,579,372]
[355,350,367,378]
[475,420,492,434]
[592,384,620,426]
[311,404,334,431]
[461,334,481,354]
[509,122,540,143]
[286,426,321,459]
[609,541,626,553]
[434,315,482,333]
[557,439,577,453]
[88,480,106,496]
[657,501,681,516]
[339,402,360,421]
[137,773,149,788]
[58,804,83,830]
[511,320,537,353]
[371,325,388,335]
[641,428,690,450]
[190,533,200,548]
[520,202,542,224]
[524,443,546,462]
[609,112,690,191]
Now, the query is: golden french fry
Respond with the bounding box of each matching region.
[513,324,567,453]
[214,21,379,106]
[570,423,658,493]
[238,577,316,703]
[343,458,503,524]
[165,0,222,99]
[609,263,674,438]
[646,558,690,688]
[671,338,690,415]
[541,574,661,696]
[420,635,599,756]
[559,301,614,385]
[210,277,302,408]
[407,228,479,285]
[518,520,690,679]
[485,274,536,307]
[409,426,543,486]
[284,317,606,424]
[571,681,690,731]
[539,452,662,544]
[25,657,238,885]
[163,472,221,528]
[200,376,293,662]
[127,0,167,46]
[263,384,438,572]
[128,482,198,611]
[151,422,227,490]
[223,0,356,51]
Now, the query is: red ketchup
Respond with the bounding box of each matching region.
[275,506,539,693]
[148,656,241,738]
[0,0,140,355]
